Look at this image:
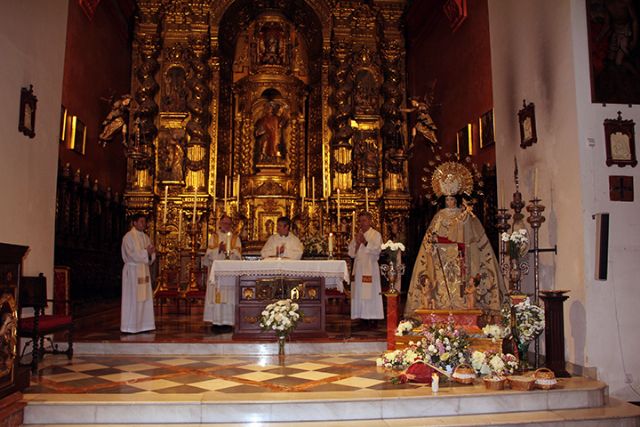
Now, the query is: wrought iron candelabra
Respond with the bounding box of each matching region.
[185,220,200,294]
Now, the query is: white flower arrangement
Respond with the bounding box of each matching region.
[381,240,406,252]
[501,229,529,259]
[470,350,518,377]
[395,320,416,337]
[259,299,303,335]
[482,324,505,341]
[512,297,545,344]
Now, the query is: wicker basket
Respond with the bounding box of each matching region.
[483,376,506,390]
[507,375,536,391]
[452,363,476,385]
[534,368,557,390]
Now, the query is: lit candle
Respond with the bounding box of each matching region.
[226,231,231,255]
[312,176,315,212]
[365,188,369,212]
[328,232,334,254]
[534,168,538,199]
[163,185,168,225]
[337,189,341,226]
[192,190,197,226]
[224,175,228,214]
[352,211,356,236]
[236,175,240,204]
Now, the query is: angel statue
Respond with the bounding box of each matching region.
[402,83,440,153]
[98,94,132,146]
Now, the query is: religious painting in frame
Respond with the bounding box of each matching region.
[518,100,537,149]
[604,112,637,167]
[18,85,37,138]
[586,0,640,105]
[479,110,495,148]
[456,124,472,159]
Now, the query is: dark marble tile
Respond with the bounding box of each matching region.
[304,383,361,392]
[153,384,210,394]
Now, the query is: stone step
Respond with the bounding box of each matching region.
[23,379,614,425]
[22,399,640,426]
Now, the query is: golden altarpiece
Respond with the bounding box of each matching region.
[123,0,410,285]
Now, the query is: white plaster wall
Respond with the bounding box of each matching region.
[0,0,68,285]
[489,0,640,401]
[570,0,640,402]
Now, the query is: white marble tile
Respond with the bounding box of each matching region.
[381,395,460,418]
[64,362,108,372]
[191,379,243,391]
[114,363,157,371]
[201,402,273,423]
[287,362,331,371]
[93,403,202,423]
[289,370,337,381]
[233,371,283,382]
[24,404,97,424]
[126,379,183,391]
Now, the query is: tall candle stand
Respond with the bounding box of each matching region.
[155,225,171,293]
[185,220,200,295]
[495,208,512,270]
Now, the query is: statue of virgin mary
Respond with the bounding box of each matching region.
[404,161,505,317]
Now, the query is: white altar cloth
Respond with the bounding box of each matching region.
[203,259,349,325]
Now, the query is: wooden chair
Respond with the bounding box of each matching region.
[154,269,182,314]
[18,273,73,374]
[185,268,208,313]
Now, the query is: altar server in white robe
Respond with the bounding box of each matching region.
[260,216,304,260]
[348,211,384,324]
[203,214,242,332]
[121,213,156,333]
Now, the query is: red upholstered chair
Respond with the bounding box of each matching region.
[185,268,208,313]
[18,273,73,374]
[154,269,182,314]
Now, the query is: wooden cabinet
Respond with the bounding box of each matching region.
[234,276,326,339]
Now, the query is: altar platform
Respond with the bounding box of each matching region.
[22,352,640,426]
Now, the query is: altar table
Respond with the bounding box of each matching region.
[204,260,349,339]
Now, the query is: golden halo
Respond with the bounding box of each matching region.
[431,161,474,197]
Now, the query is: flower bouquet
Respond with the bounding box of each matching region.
[259,299,303,355]
[501,229,529,259]
[512,297,545,344]
[377,318,470,375]
[471,350,518,390]
[482,324,506,342]
[395,319,419,337]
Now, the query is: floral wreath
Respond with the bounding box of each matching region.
[421,153,484,205]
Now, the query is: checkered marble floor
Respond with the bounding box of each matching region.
[26,353,428,395]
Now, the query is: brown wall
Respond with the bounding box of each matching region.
[59,0,134,194]
[406,0,495,198]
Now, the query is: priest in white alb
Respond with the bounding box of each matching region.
[260,216,304,260]
[348,211,383,328]
[203,214,242,333]
[121,213,156,334]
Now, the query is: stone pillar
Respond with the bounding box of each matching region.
[540,290,571,378]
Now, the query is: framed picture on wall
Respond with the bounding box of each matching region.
[69,116,87,155]
[518,100,537,148]
[19,85,37,138]
[586,0,640,104]
[479,110,495,148]
[604,112,637,167]
[457,124,472,159]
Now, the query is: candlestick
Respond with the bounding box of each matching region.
[163,185,168,225]
[301,176,306,198]
[365,188,369,212]
[328,232,334,255]
[192,190,197,226]
[224,175,228,214]
[500,179,505,209]
[534,168,538,199]
[337,189,341,226]
[325,196,329,213]
[312,176,315,212]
